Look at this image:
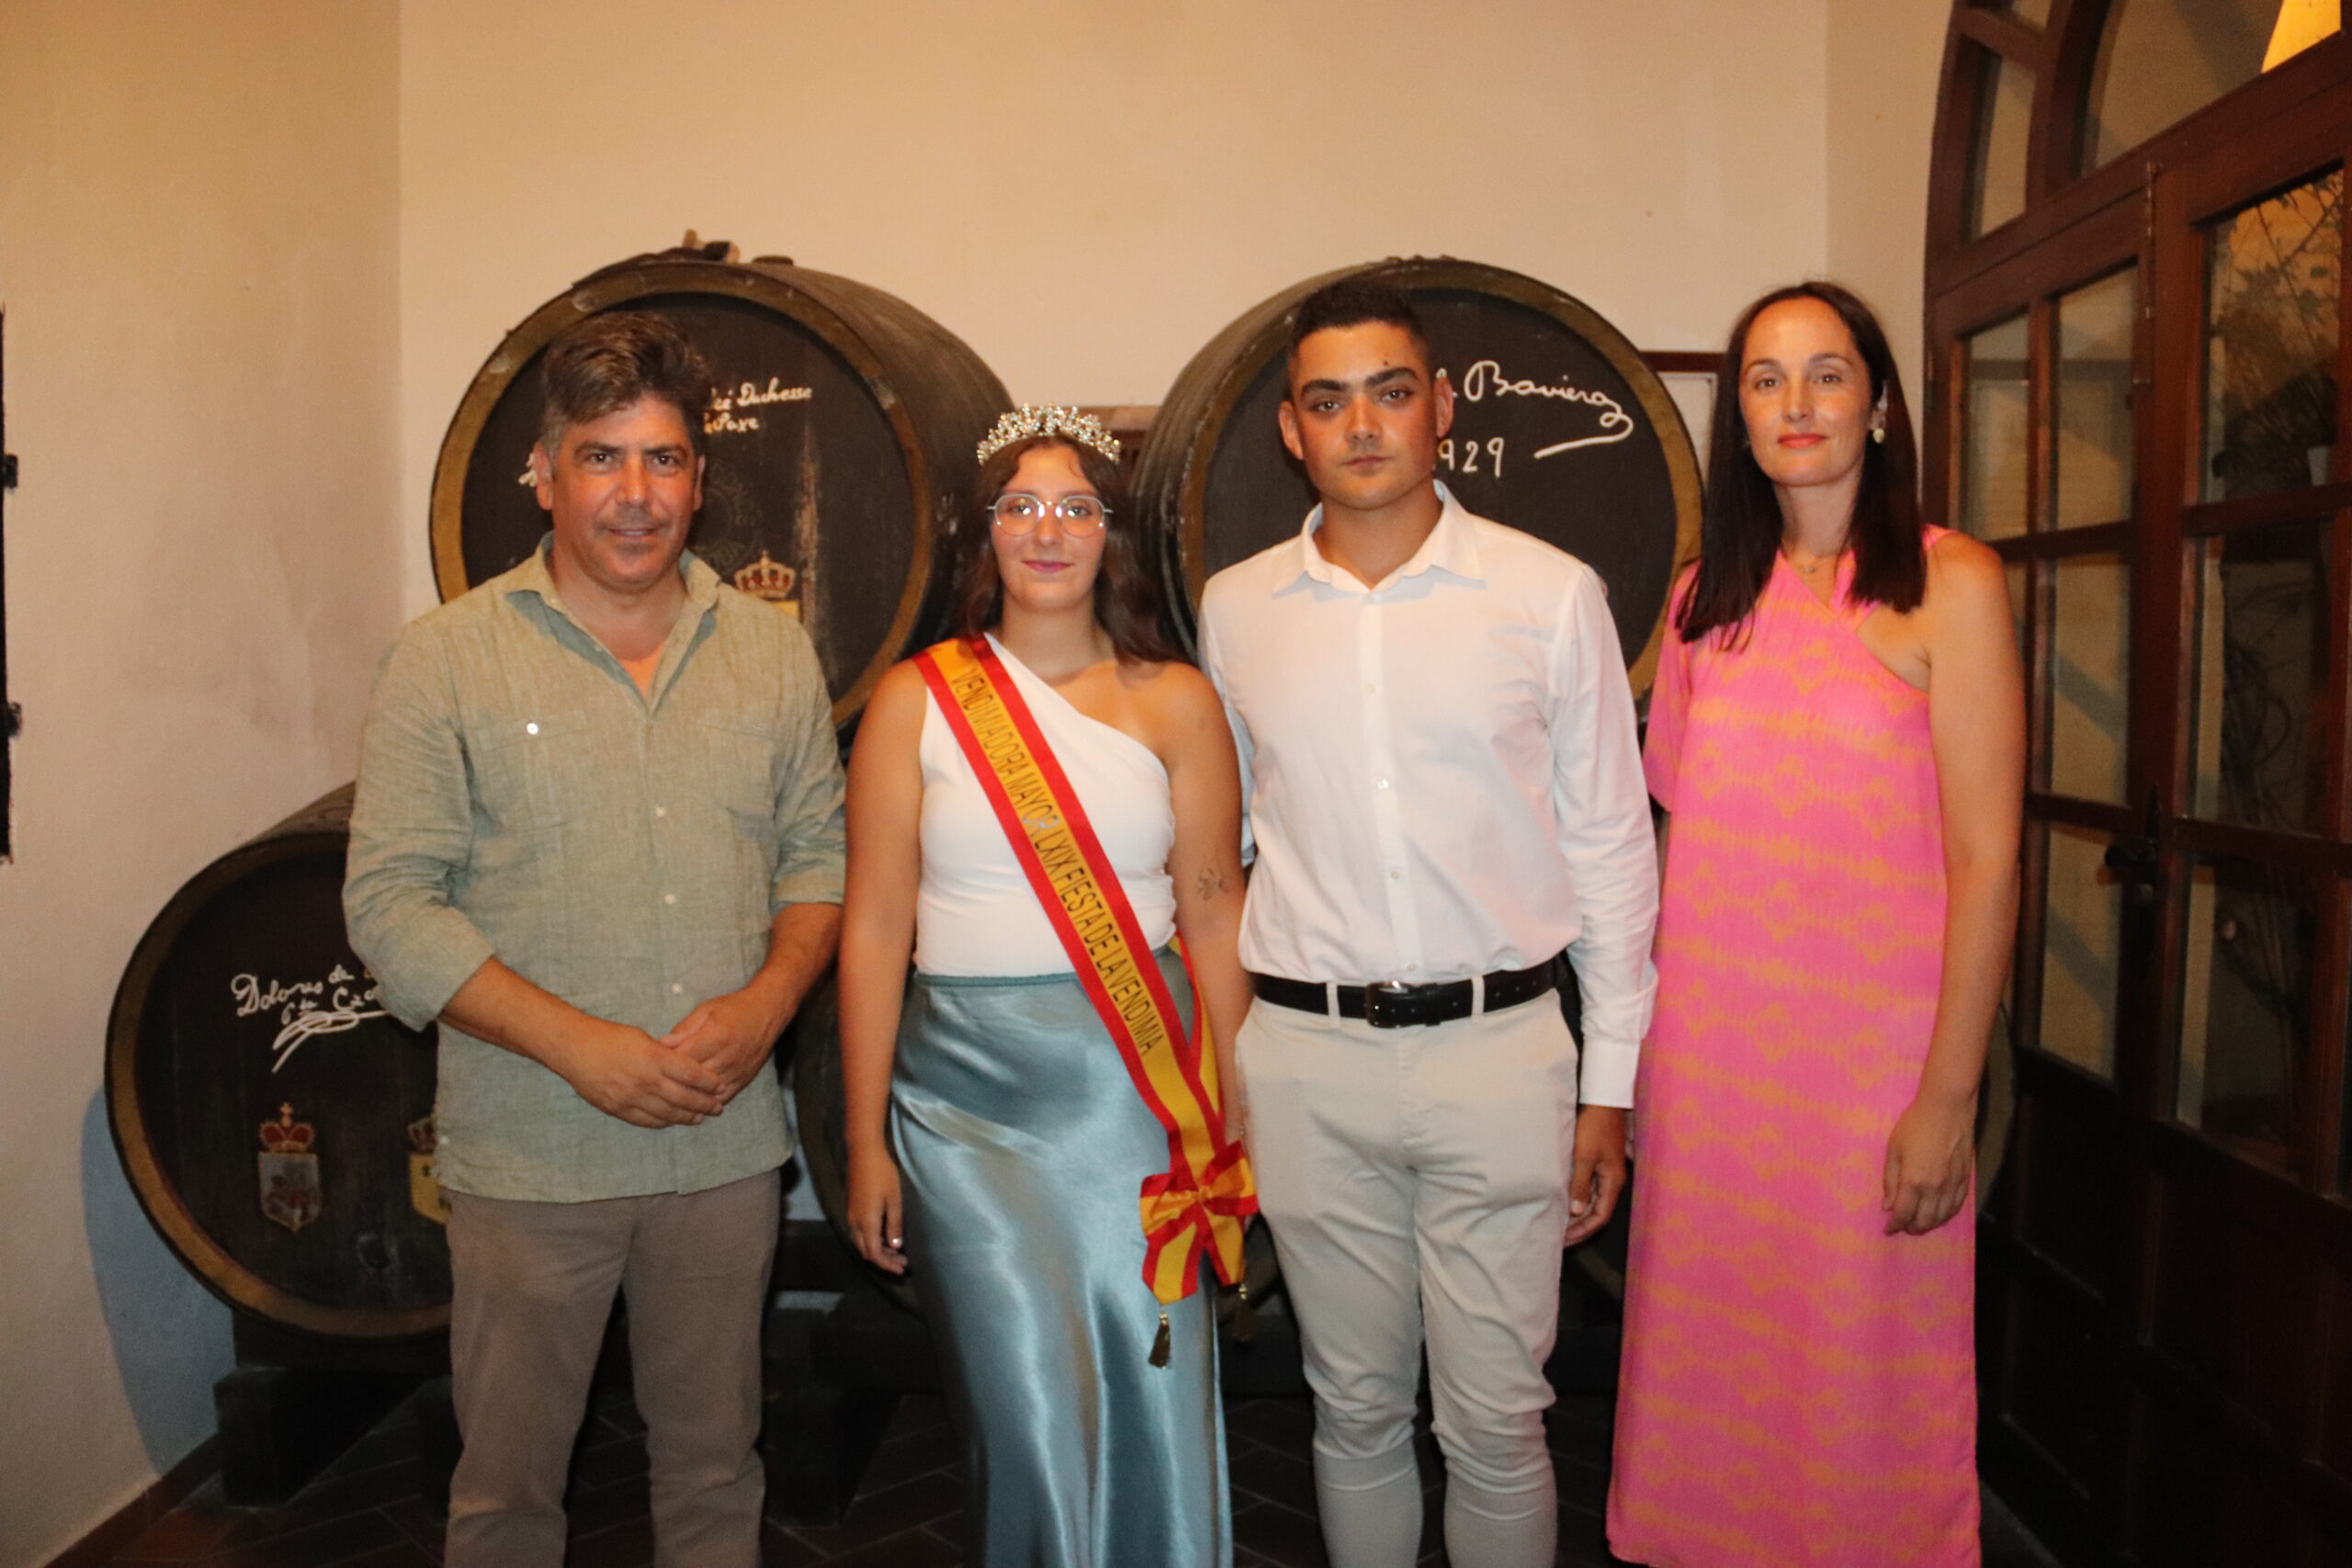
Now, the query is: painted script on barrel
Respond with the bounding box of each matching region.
[704,376,815,435]
[231,965,390,1073]
[1454,359,1636,457]
[512,375,819,482]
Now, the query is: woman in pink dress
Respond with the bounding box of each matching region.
[1609,282,2024,1567]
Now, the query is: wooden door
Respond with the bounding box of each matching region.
[1935,22,2352,1563]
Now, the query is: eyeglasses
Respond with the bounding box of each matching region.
[990,492,1111,536]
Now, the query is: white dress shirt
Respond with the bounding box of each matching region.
[1196,484,1658,1106]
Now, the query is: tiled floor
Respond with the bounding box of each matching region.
[97,1380,2062,1568]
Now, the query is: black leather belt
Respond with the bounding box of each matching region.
[1249,958,1558,1029]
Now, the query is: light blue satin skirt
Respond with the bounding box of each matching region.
[891,952,1230,1568]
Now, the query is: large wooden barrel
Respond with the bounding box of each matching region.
[1133,256,1702,693]
[431,242,1011,729]
[107,787,448,1339]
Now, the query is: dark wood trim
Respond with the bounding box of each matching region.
[2171,78,2351,228]
[2310,877,2350,1195]
[2178,484,2352,537]
[40,1438,220,1568]
[1638,351,1720,375]
[2018,1030,2130,1113]
[1982,1194,2115,1308]
[1942,9,2352,1559]
[1929,25,1990,261]
[2027,294,2054,533]
[2020,11,2064,212]
[1925,333,1962,533]
[2016,780,2052,1039]
[2019,551,2053,807]
[2170,817,2352,876]
[2040,0,2111,200]
[2027,792,2132,832]
[2119,1334,2352,1535]
[1929,31,2352,299]
[1928,196,2140,344]
[1994,519,2133,559]
[2148,1117,2352,1250]
[1954,6,2045,65]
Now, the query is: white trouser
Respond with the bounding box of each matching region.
[1238,995,1577,1568]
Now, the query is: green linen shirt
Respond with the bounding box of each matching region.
[344,538,845,1202]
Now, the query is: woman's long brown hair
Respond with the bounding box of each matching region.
[953,434,1181,665]
[1678,281,1926,644]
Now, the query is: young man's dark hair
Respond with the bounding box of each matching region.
[1284,277,1431,371]
[537,311,712,458]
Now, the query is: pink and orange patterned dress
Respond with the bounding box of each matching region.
[1609,534,1978,1567]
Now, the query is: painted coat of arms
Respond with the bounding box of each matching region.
[257,1103,322,1234]
[408,1115,449,1225]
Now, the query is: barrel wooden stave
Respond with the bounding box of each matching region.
[107,785,449,1340]
[1133,257,1703,694]
[430,251,1012,731]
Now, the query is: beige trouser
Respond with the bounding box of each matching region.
[444,1169,780,1568]
[1238,996,1577,1568]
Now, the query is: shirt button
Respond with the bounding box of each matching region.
[525,722,539,735]
[1375,779,1390,790]
[663,893,677,905]
[654,806,667,818]
[1407,964,1419,973]
[672,983,684,994]
[1389,870,1401,881]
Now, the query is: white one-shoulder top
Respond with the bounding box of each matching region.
[913,637,1177,976]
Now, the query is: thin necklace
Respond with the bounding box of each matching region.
[1782,543,1848,576]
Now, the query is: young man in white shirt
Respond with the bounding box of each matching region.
[1197,280,1658,1568]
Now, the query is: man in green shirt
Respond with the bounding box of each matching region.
[345,313,843,1568]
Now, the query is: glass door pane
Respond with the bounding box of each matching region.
[2041,823,2123,1078]
[2085,0,2342,174]
[1970,49,2036,239]
[2050,552,2132,802]
[1965,314,2032,539]
[2188,519,2333,831]
[2177,856,2316,1173]
[2055,270,2137,527]
[2204,168,2343,502]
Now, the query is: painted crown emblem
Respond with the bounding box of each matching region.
[732,549,798,604]
[258,1103,315,1154]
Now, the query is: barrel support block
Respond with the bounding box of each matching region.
[214,1365,418,1506]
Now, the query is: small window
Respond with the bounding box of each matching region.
[2202,168,2342,503]
[2084,0,2342,175]
[1962,313,2032,539]
[1967,46,2037,239]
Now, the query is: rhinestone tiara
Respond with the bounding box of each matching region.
[975,405,1121,467]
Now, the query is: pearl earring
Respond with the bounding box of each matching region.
[1871,425,1885,445]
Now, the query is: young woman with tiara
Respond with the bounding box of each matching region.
[838,409,1255,1567]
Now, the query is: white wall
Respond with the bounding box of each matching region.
[396,0,1838,615]
[1826,0,1952,411]
[0,5,402,1562]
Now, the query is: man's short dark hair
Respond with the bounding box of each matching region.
[1284,277,1431,369]
[537,311,712,457]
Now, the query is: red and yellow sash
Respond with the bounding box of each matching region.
[914,637,1254,1314]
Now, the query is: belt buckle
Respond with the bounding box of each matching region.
[1363,980,1418,1030]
